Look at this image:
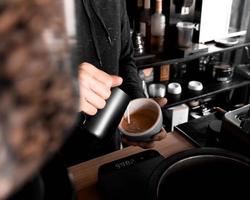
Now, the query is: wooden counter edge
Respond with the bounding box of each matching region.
[68,131,193,199]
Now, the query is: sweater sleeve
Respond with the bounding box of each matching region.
[119,0,145,99]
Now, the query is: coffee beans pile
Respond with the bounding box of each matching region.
[0,0,77,198]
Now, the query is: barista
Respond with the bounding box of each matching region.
[1,0,167,199]
[60,0,167,166]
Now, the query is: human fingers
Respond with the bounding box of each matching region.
[110,75,123,88]
[88,75,123,101]
[79,63,123,99]
[122,128,167,148]
[79,96,98,115]
[79,63,111,98]
[80,62,120,88]
[78,63,123,116]
[151,128,167,141]
[152,97,168,107]
[80,87,106,110]
[122,137,155,149]
[78,65,107,114]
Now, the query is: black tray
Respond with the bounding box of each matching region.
[175,112,223,147]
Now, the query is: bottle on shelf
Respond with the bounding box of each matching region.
[160,64,170,82]
[134,0,144,33]
[151,0,166,54]
[139,0,151,53]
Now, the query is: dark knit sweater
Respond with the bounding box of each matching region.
[60,0,146,167]
[74,0,144,99]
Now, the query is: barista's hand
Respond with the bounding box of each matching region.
[78,62,123,115]
[122,128,167,149]
[122,98,168,148]
[152,97,168,108]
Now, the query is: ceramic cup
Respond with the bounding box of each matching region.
[118,98,163,141]
[148,83,166,98]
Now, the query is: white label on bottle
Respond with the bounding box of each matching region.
[140,22,146,37]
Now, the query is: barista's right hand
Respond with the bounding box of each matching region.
[78,62,123,115]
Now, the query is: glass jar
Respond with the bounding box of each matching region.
[213,63,234,82]
[176,21,195,48]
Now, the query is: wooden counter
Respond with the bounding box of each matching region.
[68,132,193,200]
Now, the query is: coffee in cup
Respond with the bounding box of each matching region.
[120,108,158,133]
[119,98,162,141]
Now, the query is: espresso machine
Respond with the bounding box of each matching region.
[220,104,250,157]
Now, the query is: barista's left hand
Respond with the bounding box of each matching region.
[152,97,168,108]
[121,97,168,149]
[122,128,167,149]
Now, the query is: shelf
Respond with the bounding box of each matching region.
[161,74,250,109]
[138,36,250,109]
[135,38,250,69]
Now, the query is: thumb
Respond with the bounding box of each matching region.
[111,75,123,87]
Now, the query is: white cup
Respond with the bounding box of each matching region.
[167,82,182,94]
[118,98,162,141]
[188,81,203,91]
[148,83,166,98]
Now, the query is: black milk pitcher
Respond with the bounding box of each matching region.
[79,87,130,140]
